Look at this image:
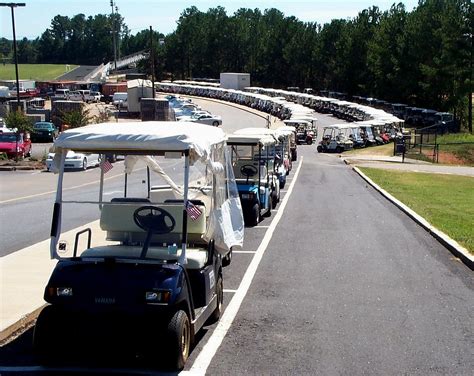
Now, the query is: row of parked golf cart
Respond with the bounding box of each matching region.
[33,116,302,370]
[158,82,405,154]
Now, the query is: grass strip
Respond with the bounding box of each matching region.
[359,167,474,254]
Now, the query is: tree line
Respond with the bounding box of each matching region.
[0,0,472,128]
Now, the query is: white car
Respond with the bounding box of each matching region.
[176,110,211,121]
[46,151,101,171]
[88,91,103,103]
[112,92,128,109]
[186,113,222,126]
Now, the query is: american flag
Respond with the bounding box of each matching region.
[186,200,202,221]
[101,159,114,173]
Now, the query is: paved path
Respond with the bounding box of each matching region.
[343,155,474,177]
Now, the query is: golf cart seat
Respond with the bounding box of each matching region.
[97,198,207,268]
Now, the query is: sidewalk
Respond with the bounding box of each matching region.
[0,220,112,342]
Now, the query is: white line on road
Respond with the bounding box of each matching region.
[186,157,303,375]
[223,289,237,293]
[232,250,256,254]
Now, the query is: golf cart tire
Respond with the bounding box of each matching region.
[271,190,278,209]
[207,275,223,324]
[167,310,191,370]
[317,145,323,153]
[263,198,272,217]
[222,249,232,267]
[336,146,343,153]
[33,306,62,363]
[249,203,260,226]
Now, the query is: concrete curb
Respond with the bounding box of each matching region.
[352,165,473,270]
[0,166,43,171]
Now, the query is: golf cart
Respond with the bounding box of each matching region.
[234,127,288,189]
[283,119,315,145]
[317,125,354,153]
[33,122,244,370]
[227,133,277,226]
[278,125,298,162]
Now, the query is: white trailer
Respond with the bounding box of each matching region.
[127,79,153,113]
[220,73,250,91]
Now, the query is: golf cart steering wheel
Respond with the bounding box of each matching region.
[240,164,258,177]
[133,206,176,234]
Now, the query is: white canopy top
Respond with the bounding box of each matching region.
[53,121,226,161]
[226,133,276,146]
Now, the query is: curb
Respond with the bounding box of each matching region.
[0,166,43,171]
[0,304,46,345]
[352,166,473,270]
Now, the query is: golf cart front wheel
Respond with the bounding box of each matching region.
[222,249,232,267]
[33,306,62,363]
[167,310,191,370]
[249,203,260,226]
[317,145,323,153]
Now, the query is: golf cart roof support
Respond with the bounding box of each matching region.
[99,156,105,206]
[179,149,190,265]
[50,151,67,259]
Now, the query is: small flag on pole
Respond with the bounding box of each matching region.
[101,159,114,173]
[186,200,202,221]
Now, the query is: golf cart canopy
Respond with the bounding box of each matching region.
[49,121,243,259]
[226,133,276,146]
[51,121,226,160]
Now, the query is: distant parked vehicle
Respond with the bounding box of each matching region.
[0,130,32,159]
[186,113,222,126]
[54,88,70,100]
[46,151,100,171]
[112,92,128,109]
[89,91,103,103]
[31,122,59,142]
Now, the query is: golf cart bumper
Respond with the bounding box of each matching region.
[43,259,188,317]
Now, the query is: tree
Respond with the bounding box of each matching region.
[60,107,93,129]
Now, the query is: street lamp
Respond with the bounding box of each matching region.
[0,2,25,109]
[110,0,117,72]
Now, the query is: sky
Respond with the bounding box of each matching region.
[1,0,419,40]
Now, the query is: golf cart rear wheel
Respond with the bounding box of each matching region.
[222,249,232,267]
[271,190,278,208]
[207,276,223,324]
[248,203,259,227]
[317,145,323,153]
[167,310,191,370]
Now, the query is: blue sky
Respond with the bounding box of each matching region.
[1,0,419,39]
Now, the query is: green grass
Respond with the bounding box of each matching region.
[359,167,474,254]
[0,64,78,81]
[437,133,474,165]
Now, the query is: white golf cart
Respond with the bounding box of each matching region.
[33,121,244,370]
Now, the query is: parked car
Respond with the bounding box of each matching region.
[54,88,70,100]
[89,91,103,103]
[31,122,59,142]
[46,151,100,171]
[187,113,222,126]
[0,130,32,158]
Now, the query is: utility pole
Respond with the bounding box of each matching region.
[0,2,25,109]
[150,26,155,98]
[110,0,117,72]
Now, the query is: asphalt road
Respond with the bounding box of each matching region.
[0,99,473,375]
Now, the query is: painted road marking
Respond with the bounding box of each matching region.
[232,250,256,254]
[223,289,237,293]
[186,157,303,375]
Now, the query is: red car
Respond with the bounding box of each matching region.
[0,130,32,159]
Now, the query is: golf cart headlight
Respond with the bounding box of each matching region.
[56,287,73,297]
[145,290,171,304]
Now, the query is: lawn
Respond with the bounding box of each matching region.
[345,142,394,156]
[359,167,474,254]
[0,64,78,81]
